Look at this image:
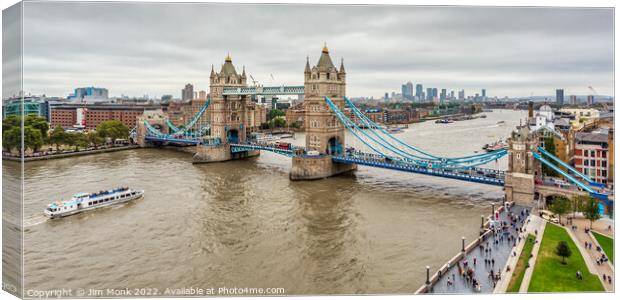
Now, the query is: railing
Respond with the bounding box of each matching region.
[332,154,505,186]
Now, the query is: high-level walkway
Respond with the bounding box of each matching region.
[430,204,526,294]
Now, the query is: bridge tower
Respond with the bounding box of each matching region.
[290,44,357,180]
[504,126,540,207]
[193,54,259,163]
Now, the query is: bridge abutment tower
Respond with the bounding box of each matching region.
[290,44,356,180]
[504,126,540,207]
[192,54,259,163]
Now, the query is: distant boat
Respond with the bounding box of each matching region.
[435,119,454,124]
[497,121,506,125]
[388,126,404,133]
[483,141,508,152]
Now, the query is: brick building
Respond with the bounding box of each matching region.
[573,128,611,184]
[50,103,162,130]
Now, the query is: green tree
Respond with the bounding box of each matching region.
[25,115,49,141]
[48,126,67,152]
[2,127,21,153]
[555,241,572,264]
[583,197,601,229]
[549,196,571,224]
[65,132,89,151]
[2,116,21,133]
[87,131,105,149]
[271,116,286,128]
[267,109,285,121]
[23,126,43,152]
[96,120,129,144]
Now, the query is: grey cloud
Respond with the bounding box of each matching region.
[14,2,614,99]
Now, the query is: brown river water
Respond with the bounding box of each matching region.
[3,109,527,296]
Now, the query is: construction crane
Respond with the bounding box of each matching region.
[249,75,259,86]
[587,86,605,108]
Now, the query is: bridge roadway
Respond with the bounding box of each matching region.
[229,142,505,186]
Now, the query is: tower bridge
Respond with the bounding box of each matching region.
[135,45,612,211]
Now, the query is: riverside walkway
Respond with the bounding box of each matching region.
[428,204,527,294]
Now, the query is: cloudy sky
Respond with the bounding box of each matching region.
[5,2,615,99]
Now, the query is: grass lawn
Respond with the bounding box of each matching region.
[592,231,613,264]
[528,223,604,292]
[506,234,536,292]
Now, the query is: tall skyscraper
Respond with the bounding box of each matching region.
[432,88,438,100]
[556,89,564,106]
[415,84,423,100]
[182,83,194,101]
[401,84,407,100]
[481,89,486,99]
[406,81,414,100]
[458,89,465,101]
[426,88,432,101]
[450,90,455,99]
[587,95,594,106]
[440,89,447,101]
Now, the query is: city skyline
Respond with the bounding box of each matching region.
[4,3,614,99]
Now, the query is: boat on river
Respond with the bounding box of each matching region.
[44,187,144,219]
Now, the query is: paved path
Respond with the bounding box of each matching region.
[567,218,614,291]
[517,216,546,292]
[430,204,526,294]
[493,214,545,293]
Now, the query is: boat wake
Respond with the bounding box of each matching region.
[23,215,48,227]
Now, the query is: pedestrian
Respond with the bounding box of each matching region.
[491,258,495,266]
[608,276,612,284]
[473,258,477,265]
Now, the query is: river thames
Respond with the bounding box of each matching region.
[6,109,526,295]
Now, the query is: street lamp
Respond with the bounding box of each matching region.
[491,202,496,221]
[426,266,430,285]
[481,214,485,229]
[462,236,466,252]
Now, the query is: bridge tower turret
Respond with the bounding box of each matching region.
[290,44,357,180]
[504,126,540,207]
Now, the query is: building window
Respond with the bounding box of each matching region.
[602,161,607,168]
[584,160,589,166]
[602,170,607,177]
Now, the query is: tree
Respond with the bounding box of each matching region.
[48,126,67,152]
[2,127,21,153]
[87,131,105,149]
[23,126,43,152]
[267,109,285,121]
[555,241,572,264]
[65,132,89,151]
[96,120,129,144]
[271,116,286,128]
[25,115,49,141]
[549,196,571,224]
[583,197,601,229]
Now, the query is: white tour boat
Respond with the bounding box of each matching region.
[44,187,144,219]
